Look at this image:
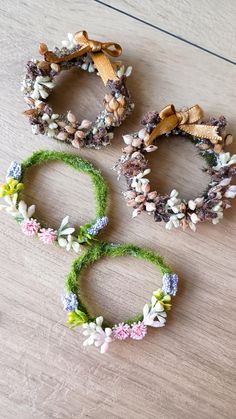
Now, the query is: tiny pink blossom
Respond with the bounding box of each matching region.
[112,323,130,340]
[21,218,41,236]
[130,321,147,340]
[38,228,57,244]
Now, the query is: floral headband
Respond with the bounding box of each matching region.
[115,104,236,231]
[22,30,134,149]
[62,242,178,354]
[0,150,109,252]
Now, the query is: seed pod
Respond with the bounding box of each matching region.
[214,143,222,153]
[117,107,125,117]
[125,191,137,199]
[105,116,113,126]
[104,93,113,102]
[37,60,50,71]
[75,130,86,139]
[24,97,35,106]
[138,128,147,140]
[144,145,158,152]
[145,202,156,212]
[22,109,36,117]
[225,134,233,146]
[135,195,146,203]
[123,145,134,154]
[117,96,125,106]
[109,98,119,111]
[39,43,48,55]
[148,191,157,200]
[79,120,92,129]
[105,103,112,113]
[123,134,133,145]
[65,125,76,134]
[142,183,151,194]
[67,111,76,123]
[127,199,136,207]
[57,132,68,141]
[132,138,142,147]
[50,63,60,73]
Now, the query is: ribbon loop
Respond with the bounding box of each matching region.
[145,104,222,145]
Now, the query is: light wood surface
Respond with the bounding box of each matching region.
[0,1,236,418]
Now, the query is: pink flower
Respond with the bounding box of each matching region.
[38,228,57,244]
[112,323,130,340]
[21,218,40,236]
[130,321,147,340]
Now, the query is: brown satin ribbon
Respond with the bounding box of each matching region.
[145,104,222,145]
[44,30,121,85]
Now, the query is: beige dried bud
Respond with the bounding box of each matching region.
[67,111,76,123]
[65,125,76,134]
[57,132,68,141]
[39,43,48,55]
[50,63,60,72]
[109,98,119,111]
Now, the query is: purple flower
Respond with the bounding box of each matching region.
[87,216,109,236]
[6,161,21,180]
[61,293,78,312]
[162,273,178,296]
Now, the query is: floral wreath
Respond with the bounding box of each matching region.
[115,104,236,231]
[22,30,134,149]
[62,242,178,354]
[0,150,109,252]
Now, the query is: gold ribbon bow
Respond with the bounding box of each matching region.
[145,104,222,146]
[44,30,121,85]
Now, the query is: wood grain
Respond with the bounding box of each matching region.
[103,0,236,63]
[0,1,236,418]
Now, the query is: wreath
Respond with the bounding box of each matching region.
[115,104,236,231]
[0,150,109,252]
[22,31,134,149]
[62,242,178,354]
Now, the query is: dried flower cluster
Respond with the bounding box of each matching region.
[22,33,134,149]
[0,161,109,250]
[63,273,178,354]
[115,109,236,231]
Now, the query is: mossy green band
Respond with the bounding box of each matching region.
[20,150,108,221]
[66,242,173,327]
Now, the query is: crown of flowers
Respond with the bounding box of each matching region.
[115,107,236,231]
[62,242,178,354]
[0,150,109,252]
[22,31,134,150]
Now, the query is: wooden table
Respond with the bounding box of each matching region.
[0,1,235,418]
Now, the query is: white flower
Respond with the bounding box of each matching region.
[42,113,59,137]
[117,65,133,78]
[31,76,55,100]
[190,213,199,224]
[224,185,236,199]
[83,316,113,353]
[57,216,80,252]
[165,213,185,230]
[58,216,75,236]
[81,56,95,73]
[213,152,236,170]
[61,33,77,50]
[212,201,224,224]
[219,178,231,187]
[58,234,80,253]
[188,197,204,211]
[18,200,35,219]
[0,193,18,216]
[143,296,167,328]
[166,189,181,214]
[131,169,151,193]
